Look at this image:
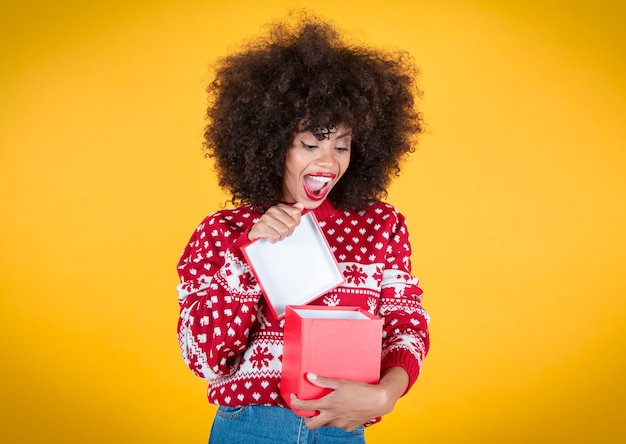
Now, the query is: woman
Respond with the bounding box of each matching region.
[177,13,430,443]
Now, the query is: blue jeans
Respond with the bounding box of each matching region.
[208,405,366,444]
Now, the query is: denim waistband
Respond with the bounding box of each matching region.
[208,404,366,444]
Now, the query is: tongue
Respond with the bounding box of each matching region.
[304,176,326,193]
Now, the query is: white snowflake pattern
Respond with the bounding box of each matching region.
[367,297,378,313]
[323,294,341,306]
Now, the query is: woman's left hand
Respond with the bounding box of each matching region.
[289,367,409,432]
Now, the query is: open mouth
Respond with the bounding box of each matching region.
[303,174,334,200]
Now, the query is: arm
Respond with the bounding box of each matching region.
[177,213,262,381]
[377,211,430,392]
[177,203,304,381]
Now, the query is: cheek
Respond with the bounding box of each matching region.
[282,156,303,188]
[284,149,306,174]
[283,163,300,182]
[339,156,351,177]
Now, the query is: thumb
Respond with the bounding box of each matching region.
[293,202,305,211]
[306,373,340,389]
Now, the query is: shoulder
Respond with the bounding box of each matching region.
[331,201,407,231]
[355,201,405,224]
[192,205,258,236]
[204,205,257,223]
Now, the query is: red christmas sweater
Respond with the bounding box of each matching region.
[177,199,429,409]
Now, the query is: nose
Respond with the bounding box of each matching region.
[315,145,336,167]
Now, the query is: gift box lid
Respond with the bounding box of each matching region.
[241,212,345,319]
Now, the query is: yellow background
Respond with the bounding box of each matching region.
[1,1,625,443]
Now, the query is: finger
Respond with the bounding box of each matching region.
[275,203,304,225]
[248,204,304,242]
[304,414,327,430]
[248,220,284,243]
[304,413,363,433]
[266,205,301,229]
[249,213,292,242]
[306,373,343,390]
[264,205,303,240]
[289,393,321,413]
[262,220,291,242]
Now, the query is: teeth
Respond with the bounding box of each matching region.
[307,176,332,183]
[304,175,333,195]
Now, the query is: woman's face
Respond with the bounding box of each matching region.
[281,125,351,209]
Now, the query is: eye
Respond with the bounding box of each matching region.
[335,146,350,152]
[300,140,317,150]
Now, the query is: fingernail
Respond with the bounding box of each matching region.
[307,373,317,381]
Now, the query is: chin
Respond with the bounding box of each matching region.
[301,199,326,210]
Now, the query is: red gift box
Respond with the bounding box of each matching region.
[280,305,383,416]
[241,212,345,319]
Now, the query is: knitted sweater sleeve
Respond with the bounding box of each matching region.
[176,213,262,381]
[377,209,430,393]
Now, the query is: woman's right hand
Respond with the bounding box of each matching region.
[248,202,304,243]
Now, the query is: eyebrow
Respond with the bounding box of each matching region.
[336,131,352,139]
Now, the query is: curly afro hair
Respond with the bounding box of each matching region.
[204,12,424,211]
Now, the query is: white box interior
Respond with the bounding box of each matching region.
[293,309,370,320]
